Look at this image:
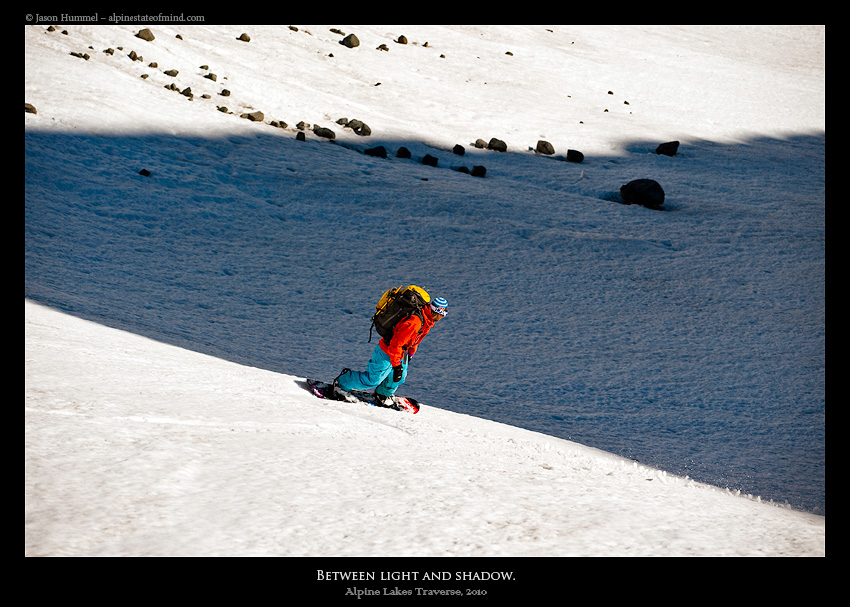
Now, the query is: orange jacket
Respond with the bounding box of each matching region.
[379,306,435,366]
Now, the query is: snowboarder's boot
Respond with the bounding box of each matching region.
[331,368,358,403]
[372,391,396,409]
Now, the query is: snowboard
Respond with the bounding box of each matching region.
[305,378,421,414]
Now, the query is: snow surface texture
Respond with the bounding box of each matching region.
[25,300,824,556]
[25,24,824,556]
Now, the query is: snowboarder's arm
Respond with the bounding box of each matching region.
[386,315,421,366]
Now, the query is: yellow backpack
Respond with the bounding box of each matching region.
[369,285,431,342]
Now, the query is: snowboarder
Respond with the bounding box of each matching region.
[332,296,449,406]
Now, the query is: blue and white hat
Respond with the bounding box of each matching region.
[430,296,449,316]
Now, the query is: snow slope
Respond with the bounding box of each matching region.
[25,24,825,557]
[25,299,824,557]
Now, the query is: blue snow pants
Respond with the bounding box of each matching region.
[336,343,408,396]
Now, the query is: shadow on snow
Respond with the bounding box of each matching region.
[25,127,825,513]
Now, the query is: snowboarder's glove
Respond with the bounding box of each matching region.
[392,365,404,382]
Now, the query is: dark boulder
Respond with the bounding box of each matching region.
[536,140,555,155]
[345,119,371,136]
[136,29,155,42]
[620,179,665,209]
[354,122,371,136]
[365,146,387,158]
[313,125,336,139]
[241,111,264,122]
[565,149,584,163]
[656,141,680,156]
[487,138,507,152]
